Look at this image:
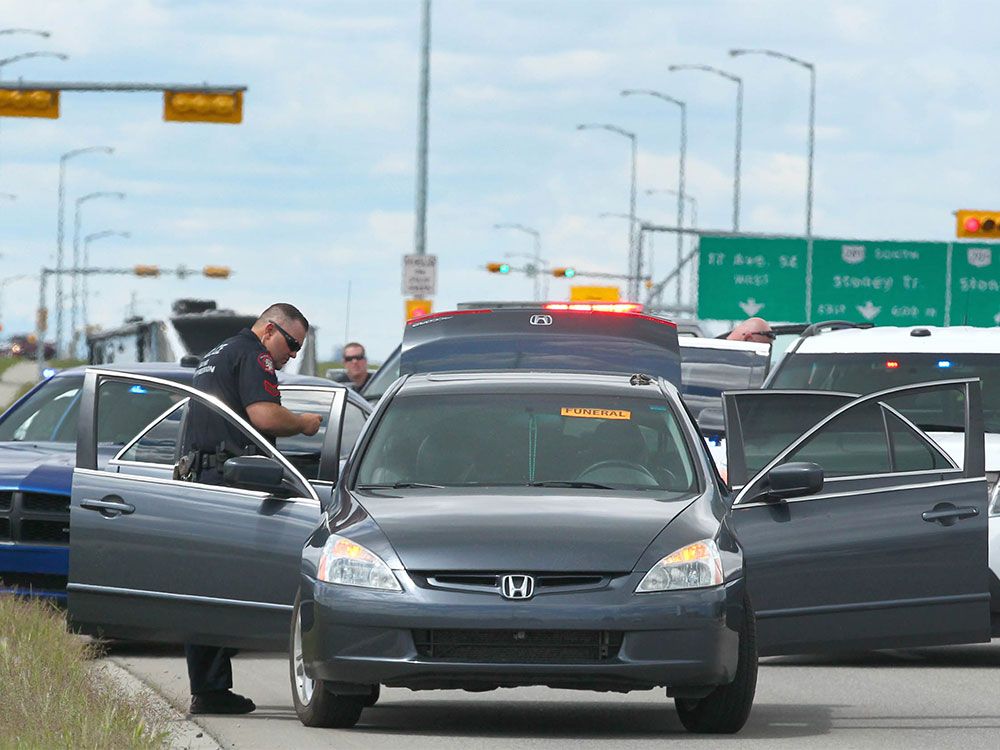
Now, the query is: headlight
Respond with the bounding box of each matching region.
[636,539,724,593]
[989,480,1000,517]
[316,534,401,591]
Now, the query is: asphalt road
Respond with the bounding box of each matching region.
[106,639,1000,749]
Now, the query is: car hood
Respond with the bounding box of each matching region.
[925,432,1000,472]
[0,442,119,494]
[353,488,697,572]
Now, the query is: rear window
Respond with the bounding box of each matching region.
[355,392,697,493]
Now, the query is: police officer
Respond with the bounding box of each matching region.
[335,341,372,390]
[181,302,323,715]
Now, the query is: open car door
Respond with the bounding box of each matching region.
[728,379,990,655]
[68,371,341,650]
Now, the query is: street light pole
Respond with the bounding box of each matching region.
[493,223,543,300]
[729,48,815,237]
[72,192,125,355]
[620,90,686,304]
[414,0,431,257]
[576,123,638,299]
[82,230,130,340]
[56,146,114,357]
[667,65,742,231]
[645,188,698,229]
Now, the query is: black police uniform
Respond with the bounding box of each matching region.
[181,328,282,697]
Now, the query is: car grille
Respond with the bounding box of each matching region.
[0,490,70,546]
[413,629,623,663]
[413,572,612,595]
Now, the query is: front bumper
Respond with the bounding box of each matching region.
[0,544,68,600]
[300,572,744,693]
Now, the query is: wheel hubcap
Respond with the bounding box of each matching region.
[293,608,315,705]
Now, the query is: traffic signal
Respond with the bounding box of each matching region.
[552,267,576,278]
[0,88,59,119]
[405,299,432,320]
[202,266,232,278]
[133,265,160,277]
[486,262,511,274]
[956,210,1000,239]
[163,90,243,124]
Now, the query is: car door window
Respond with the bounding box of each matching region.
[781,401,891,477]
[885,409,954,472]
[340,403,367,459]
[275,389,335,480]
[117,401,188,465]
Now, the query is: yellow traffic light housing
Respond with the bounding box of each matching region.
[956,210,1000,239]
[486,262,511,274]
[202,266,231,278]
[552,267,577,278]
[133,265,160,277]
[405,299,432,320]
[0,88,59,119]
[164,90,243,124]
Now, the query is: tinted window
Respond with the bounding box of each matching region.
[171,315,256,356]
[361,348,400,402]
[355,392,697,492]
[275,390,335,480]
[119,402,187,464]
[782,401,890,477]
[771,352,999,433]
[727,392,853,485]
[886,410,954,472]
[340,403,366,458]
[680,345,769,422]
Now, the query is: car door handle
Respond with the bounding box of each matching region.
[80,498,136,518]
[922,504,978,526]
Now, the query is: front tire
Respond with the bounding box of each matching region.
[289,593,364,728]
[675,595,758,734]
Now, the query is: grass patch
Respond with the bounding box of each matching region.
[46,358,86,370]
[0,596,169,749]
[0,358,21,378]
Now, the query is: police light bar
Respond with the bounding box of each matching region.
[543,303,644,313]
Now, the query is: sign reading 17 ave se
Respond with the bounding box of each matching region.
[697,236,1000,326]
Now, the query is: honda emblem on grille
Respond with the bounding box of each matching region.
[501,574,535,600]
[529,314,553,326]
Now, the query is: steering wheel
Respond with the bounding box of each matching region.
[577,460,658,485]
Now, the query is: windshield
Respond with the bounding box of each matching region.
[355,392,698,493]
[0,375,183,445]
[771,353,1000,433]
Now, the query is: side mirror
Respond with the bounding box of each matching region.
[223,455,286,494]
[760,461,824,501]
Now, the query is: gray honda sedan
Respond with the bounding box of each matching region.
[68,369,991,735]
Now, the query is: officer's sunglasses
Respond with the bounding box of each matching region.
[268,319,302,352]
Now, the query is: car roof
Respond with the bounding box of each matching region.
[791,325,1000,355]
[395,370,678,399]
[55,362,350,388]
[679,337,771,355]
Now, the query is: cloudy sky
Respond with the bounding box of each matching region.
[0,0,997,359]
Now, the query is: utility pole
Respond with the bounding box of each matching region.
[414,0,431,257]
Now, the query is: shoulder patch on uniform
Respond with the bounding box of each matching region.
[257,353,275,374]
[264,380,280,397]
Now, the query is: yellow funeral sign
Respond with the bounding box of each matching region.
[560,407,631,420]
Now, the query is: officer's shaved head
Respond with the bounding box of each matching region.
[256,303,309,331]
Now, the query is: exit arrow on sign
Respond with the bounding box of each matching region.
[738,298,764,316]
[857,301,881,321]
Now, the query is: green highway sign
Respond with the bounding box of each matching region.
[810,239,947,325]
[950,244,999,326]
[697,236,807,321]
[695,235,1000,326]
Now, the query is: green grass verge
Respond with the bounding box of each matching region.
[0,596,169,749]
[46,358,87,370]
[0,358,21,378]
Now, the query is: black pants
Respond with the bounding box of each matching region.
[184,465,236,695]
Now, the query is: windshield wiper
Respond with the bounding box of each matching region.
[528,480,614,489]
[356,482,445,490]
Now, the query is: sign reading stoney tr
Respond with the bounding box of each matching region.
[403,254,437,297]
[810,240,947,325]
[951,244,998,326]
